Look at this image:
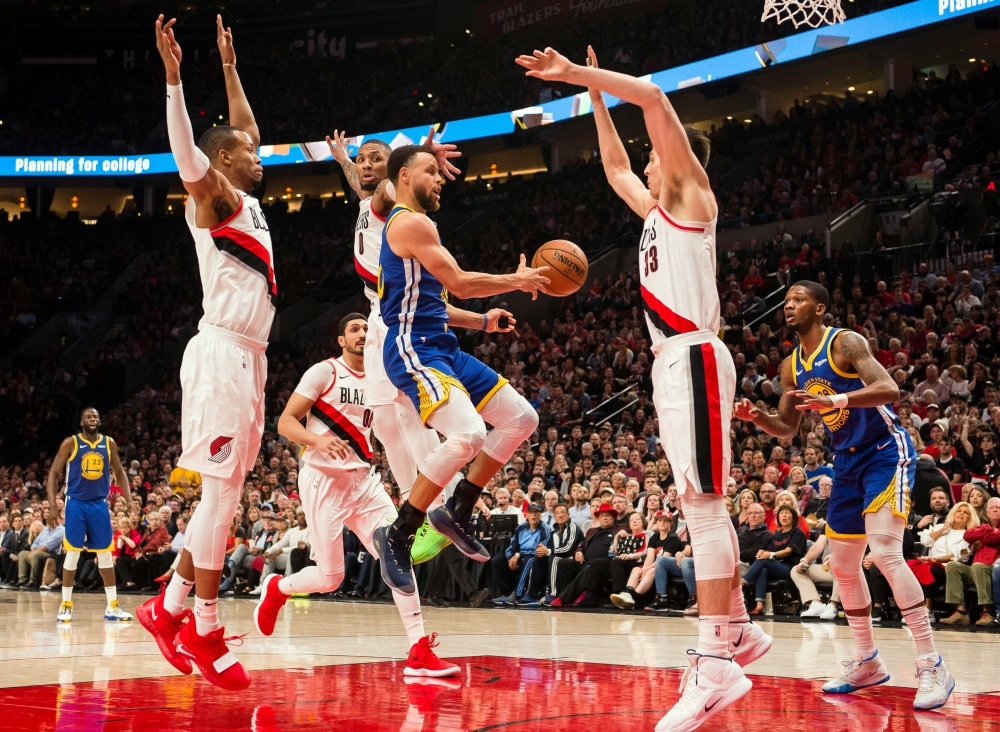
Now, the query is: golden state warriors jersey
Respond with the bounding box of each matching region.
[67,434,112,501]
[791,327,903,453]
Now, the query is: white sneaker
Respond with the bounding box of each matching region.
[800,602,827,618]
[610,591,635,609]
[913,654,955,710]
[819,604,840,621]
[729,621,772,667]
[104,601,134,622]
[654,651,752,732]
[249,586,263,596]
[821,649,890,693]
[57,601,73,623]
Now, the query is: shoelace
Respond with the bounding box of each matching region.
[214,632,248,654]
[426,632,440,650]
[838,658,864,678]
[915,665,938,694]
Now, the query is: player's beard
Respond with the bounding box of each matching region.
[345,343,364,356]
[414,182,440,212]
[360,180,378,192]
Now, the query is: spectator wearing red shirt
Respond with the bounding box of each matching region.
[941,498,1000,626]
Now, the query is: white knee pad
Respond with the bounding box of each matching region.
[679,492,739,581]
[422,390,487,487]
[184,475,242,570]
[63,550,81,572]
[479,384,539,464]
[97,551,114,569]
[866,506,925,610]
[827,538,870,611]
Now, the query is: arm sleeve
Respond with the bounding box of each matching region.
[167,83,211,183]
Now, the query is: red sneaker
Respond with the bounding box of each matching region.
[404,633,460,677]
[550,597,564,608]
[175,622,252,690]
[135,588,193,674]
[254,574,288,636]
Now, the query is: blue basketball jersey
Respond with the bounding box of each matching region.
[790,327,904,454]
[67,434,112,501]
[378,205,449,332]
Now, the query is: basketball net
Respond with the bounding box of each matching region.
[761,0,845,28]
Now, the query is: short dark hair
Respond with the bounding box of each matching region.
[685,125,711,169]
[197,125,244,161]
[358,139,392,158]
[338,312,367,337]
[776,503,799,526]
[791,280,830,311]
[387,144,435,184]
[80,407,99,419]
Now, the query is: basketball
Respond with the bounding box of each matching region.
[531,239,588,297]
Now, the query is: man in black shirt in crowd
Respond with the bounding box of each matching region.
[911,455,954,517]
[913,487,952,535]
[550,503,616,608]
[934,435,964,482]
[959,424,1000,496]
[737,504,772,572]
[539,504,582,605]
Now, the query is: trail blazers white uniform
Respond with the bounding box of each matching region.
[180,190,274,481]
[355,197,398,407]
[292,357,396,584]
[640,205,735,496]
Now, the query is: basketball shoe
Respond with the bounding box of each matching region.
[404,633,461,677]
[104,600,133,622]
[913,654,955,710]
[655,651,752,732]
[136,588,193,674]
[728,621,772,667]
[426,497,489,562]
[411,521,452,565]
[175,621,251,690]
[254,574,288,636]
[57,601,73,623]
[373,524,416,595]
[821,649,890,693]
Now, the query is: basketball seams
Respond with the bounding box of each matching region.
[539,250,586,285]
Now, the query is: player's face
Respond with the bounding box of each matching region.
[226,130,263,191]
[338,319,368,356]
[404,153,442,212]
[644,150,662,199]
[356,145,388,191]
[80,409,100,432]
[783,286,823,331]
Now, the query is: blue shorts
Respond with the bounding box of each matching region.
[826,430,916,539]
[64,496,114,552]
[384,326,507,423]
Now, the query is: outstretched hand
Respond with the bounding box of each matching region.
[515,47,575,82]
[787,389,834,411]
[425,125,462,181]
[326,129,352,165]
[155,15,182,80]
[733,398,761,422]
[216,15,236,67]
[514,253,551,301]
[586,45,602,102]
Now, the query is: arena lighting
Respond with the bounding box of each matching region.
[970,57,977,61]
[1,0,995,178]
[868,89,874,94]
[848,86,855,90]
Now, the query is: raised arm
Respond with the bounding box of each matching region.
[107,438,132,505]
[387,214,549,300]
[45,438,74,528]
[156,15,240,224]
[789,331,900,411]
[217,15,259,149]
[585,47,655,217]
[327,130,364,198]
[733,356,803,439]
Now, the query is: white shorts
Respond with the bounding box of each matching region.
[178,324,267,480]
[652,330,736,496]
[297,463,396,578]
[364,308,401,408]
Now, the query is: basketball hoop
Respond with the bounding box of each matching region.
[761,0,845,28]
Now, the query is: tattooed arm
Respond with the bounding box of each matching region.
[787,330,900,410]
[326,129,364,197]
[734,356,803,439]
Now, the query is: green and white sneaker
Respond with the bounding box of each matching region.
[104,600,134,622]
[57,601,73,623]
[411,520,452,565]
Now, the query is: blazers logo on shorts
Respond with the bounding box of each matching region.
[208,436,233,463]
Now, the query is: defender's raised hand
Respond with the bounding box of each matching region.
[425,125,462,181]
[216,14,236,66]
[515,47,574,82]
[586,45,602,102]
[155,15,182,80]
[326,129,352,166]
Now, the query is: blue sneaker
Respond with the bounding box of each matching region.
[492,593,514,606]
[426,497,489,562]
[372,525,416,596]
[540,594,556,606]
[822,649,890,694]
[517,596,541,607]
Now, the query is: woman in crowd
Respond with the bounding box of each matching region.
[734,489,757,530]
[967,485,990,523]
[911,501,978,609]
[610,511,649,600]
[643,493,662,524]
[768,490,811,534]
[724,495,737,518]
[742,505,807,615]
[792,534,840,620]
[114,515,142,589]
[784,466,807,496]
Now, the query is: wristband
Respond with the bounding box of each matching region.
[223,63,236,69]
[483,314,489,331]
[830,393,849,409]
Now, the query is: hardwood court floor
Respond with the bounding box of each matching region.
[1,591,998,731]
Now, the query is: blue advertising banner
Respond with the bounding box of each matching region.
[0,0,993,177]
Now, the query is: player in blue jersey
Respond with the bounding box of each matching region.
[735,281,954,711]
[371,144,550,595]
[46,408,133,623]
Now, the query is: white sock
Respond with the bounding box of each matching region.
[730,583,749,623]
[697,615,730,657]
[194,596,221,636]
[62,585,73,603]
[104,585,117,606]
[278,566,326,596]
[902,606,937,657]
[846,612,876,657]
[164,573,194,617]
[392,588,425,647]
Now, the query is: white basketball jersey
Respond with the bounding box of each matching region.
[185,191,276,343]
[639,205,720,347]
[355,197,385,309]
[294,357,373,473]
